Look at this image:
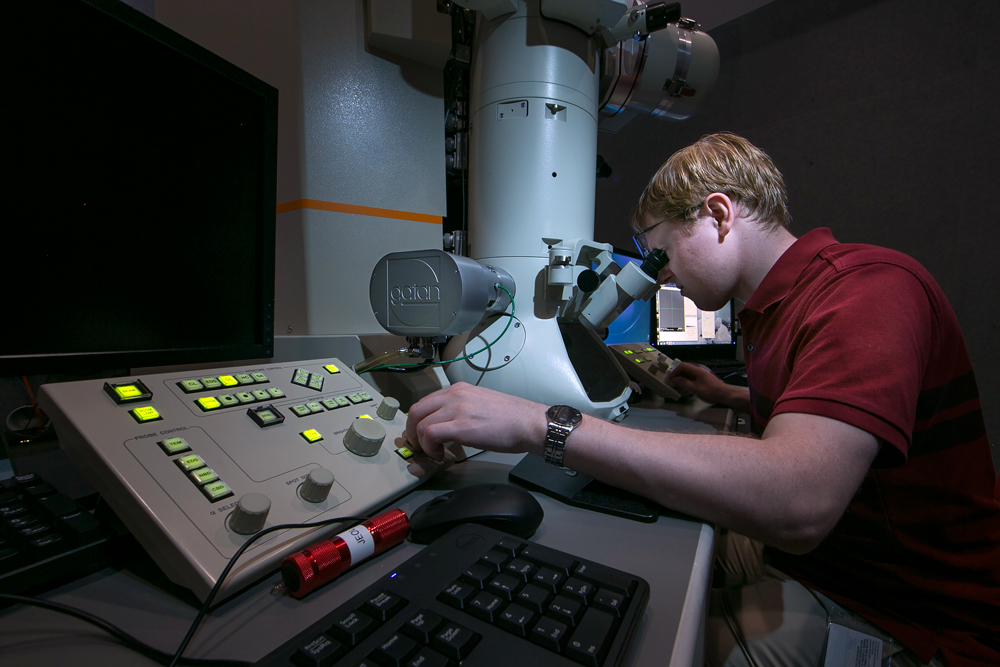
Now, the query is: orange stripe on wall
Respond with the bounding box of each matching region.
[276,198,442,225]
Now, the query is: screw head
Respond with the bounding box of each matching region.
[504,356,510,362]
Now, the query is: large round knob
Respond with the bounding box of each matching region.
[229,492,271,535]
[300,467,335,503]
[376,397,400,420]
[344,418,386,457]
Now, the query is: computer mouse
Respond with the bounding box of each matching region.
[408,483,544,544]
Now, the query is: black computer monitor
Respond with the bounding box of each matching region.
[3,0,278,376]
[651,286,738,360]
[603,247,654,346]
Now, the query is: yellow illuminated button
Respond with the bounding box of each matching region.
[201,480,233,502]
[300,429,323,443]
[291,405,311,417]
[251,372,269,383]
[117,385,143,399]
[200,377,223,390]
[104,380,153,405]
[178,379,204,394]
[333,396,350,408]
[395,447,414,460]
[218,375,239,388]
[356,414,373,420]
[252,389,269,401]
[324,364,341,374]
[218,394,239,407]
[176,454,205,472]
[267,387,286,398]
[158,437,191,455]
[196,396,222,412]
[190,467,218,485]
[130,406,162,423]
[306,402,324,414]
[235,373,255,385]
[235,392,256,404]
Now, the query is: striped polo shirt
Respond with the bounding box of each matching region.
[739,228,999,666]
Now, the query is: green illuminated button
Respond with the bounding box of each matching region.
[291,405,311,417]
[307,375,324,391]
[252,389,270,401]
[200,377,223,390]
[623,350,633,355]
[130,406,162,423]
[176,454,205,472]
[235,392,256,404]
[395,446,414,460]
[306,402,324,414]
[292,369,310,387]
[255,409,278,424]
[104,379,153,405]
[357,392,372,402]
[218,375,239,388]
[267,387,286,398]
[218,394,239,407]
[190,467,218,485]
[644,347,655,352]
[235,373,255,385]
[320,399,340,410]
[251,372,269,383]
[300,429,323,443]
[347,394,364,404]
[324,364,341,374]
[178,379,204,393]
[196,396,222,412]
[201,480,233,502]
[158,437,191,455]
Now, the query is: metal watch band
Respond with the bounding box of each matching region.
[544,422,574,467]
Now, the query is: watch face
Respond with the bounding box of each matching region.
[547,405,582,426]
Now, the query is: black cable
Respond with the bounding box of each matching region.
[0,593,249,666]
[169,514,371,667]
[722,593,760,667]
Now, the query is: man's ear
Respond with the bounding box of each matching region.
[705,193,736,241]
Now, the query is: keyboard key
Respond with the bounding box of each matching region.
[431,622,479,661]
[593,588,627,617]
[533,567,566,593]
[469,591,505,622]
[404,647,449,667]
[370,632,418,667]
[497,603,537,638]
[547,594,584,626]
[505,558,538,582]
[516,583,553,614]
[494,537,525,557]
[461,561,494,589]
[438,580,476,610]
[487,573,522,601]
[328,609,376,646]
[520,544,577,576]
[291,634,347,667]
[530,616,569,652]
[478,549,510,573]
[363,591,407,622]
[565,608,615,667]
[573,561,637,598]
[400,609,444,644]
[561,577,596,604]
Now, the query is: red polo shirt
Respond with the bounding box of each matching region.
[739,228,999,665]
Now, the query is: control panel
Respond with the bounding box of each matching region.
[37,358,452,602]
[607,344,692,402]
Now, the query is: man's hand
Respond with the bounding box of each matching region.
[404,382,548,461]
[668,361,750,411]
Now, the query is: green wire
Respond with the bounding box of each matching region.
[359,284,515,373]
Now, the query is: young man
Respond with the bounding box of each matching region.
[403,133,999,666]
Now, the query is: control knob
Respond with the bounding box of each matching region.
[229,492,271,535]
[300,467,335,503]
[344,418,386,457]
[376,397,400,420]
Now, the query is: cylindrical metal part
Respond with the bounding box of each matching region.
[281,509,410,598]
[343,418,386,457]
[299,467,335,504]
[228,492,271,535]
[376,397,400,420]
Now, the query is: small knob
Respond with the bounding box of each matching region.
[376,397,400,420]
[229,492,271,535]
[344,419,386,457]
[300,467,335,503]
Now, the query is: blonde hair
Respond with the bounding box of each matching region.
[632,132,791,232]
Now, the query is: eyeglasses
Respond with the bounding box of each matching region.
[632,218,668,259]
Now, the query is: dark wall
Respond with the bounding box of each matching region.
[595,0,1000,473]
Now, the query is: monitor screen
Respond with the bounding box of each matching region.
[603,248,653,346]
[652,285,737,359]
[3,0,277,376]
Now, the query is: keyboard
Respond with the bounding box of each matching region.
[255,523,650,667]
[0,472,112,598]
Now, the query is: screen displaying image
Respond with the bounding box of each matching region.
[653,285,734,347]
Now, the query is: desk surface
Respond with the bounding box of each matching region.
[0,398,726,667]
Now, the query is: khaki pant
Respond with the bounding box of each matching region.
[705,530,947,667]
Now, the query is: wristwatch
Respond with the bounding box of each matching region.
[544,405,583,467]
